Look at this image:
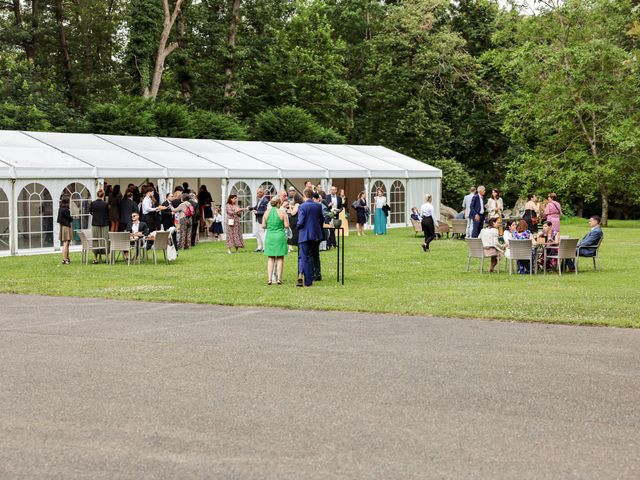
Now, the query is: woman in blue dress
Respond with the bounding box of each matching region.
[373,188,387,235]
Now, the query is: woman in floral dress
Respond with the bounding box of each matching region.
[225,194,246,254]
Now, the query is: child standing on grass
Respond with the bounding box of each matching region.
[57,197,73,265]
[210,206,224,241]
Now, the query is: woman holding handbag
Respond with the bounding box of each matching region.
[225,194,246,254]
[373,188,387,235]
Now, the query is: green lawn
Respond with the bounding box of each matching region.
[0,219,638,327]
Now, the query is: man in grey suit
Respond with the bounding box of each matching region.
[462,186,476,238]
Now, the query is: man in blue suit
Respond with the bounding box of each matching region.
[469,185,486,238]
[297,188,325,287]
[567,215,603,271]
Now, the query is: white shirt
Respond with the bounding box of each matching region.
[142,196,156,215]
[375,196,386,208]
[420,202,434,219]
[131,222,140,233]
[213,214,223,223]
[479,227,500,249]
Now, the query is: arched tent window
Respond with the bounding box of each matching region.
[230,181,252,234]
[259,181,277,200]
[0,188,9,251]
[369,180,386,225]
[61,182,92,245]
[17,183,53,250]
[389,181,406,224]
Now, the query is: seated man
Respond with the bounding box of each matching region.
[566,215,603,271]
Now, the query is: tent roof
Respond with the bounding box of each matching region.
[0,131,441,180]
[0,131,96,178]
[97,135,227,178]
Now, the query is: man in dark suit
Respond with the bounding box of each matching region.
[119,190,139,230]
[296,188,324,287]
[469,185,486,238]
[326,186,343,248]
[567,215,604,271]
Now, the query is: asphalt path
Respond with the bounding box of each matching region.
[0,294,639,479]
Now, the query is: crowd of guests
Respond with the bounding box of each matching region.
[248,182,357,285]
[56,181,217,264]
[454,185,603,274]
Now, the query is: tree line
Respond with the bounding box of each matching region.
[1,0,639,223]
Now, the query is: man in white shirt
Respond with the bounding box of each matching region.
[462,186,476,238]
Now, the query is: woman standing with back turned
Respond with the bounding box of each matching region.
[263,197,290,284]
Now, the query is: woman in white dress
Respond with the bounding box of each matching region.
[373,188,387,235]
[479,217,503,272]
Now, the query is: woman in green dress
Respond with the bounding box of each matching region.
[262,197,290,285]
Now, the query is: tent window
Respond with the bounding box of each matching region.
[17,183,53,250]
[390,181,405,224]
[230,181,252,234]
[369,180,386,225]
[0,188,9,251]
[61,182,92,246]
[259,181,277,200]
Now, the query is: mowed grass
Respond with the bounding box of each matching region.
[0,219,638,327]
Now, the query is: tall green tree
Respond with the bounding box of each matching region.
[491,0,640,224]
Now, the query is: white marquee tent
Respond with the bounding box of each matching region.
[0,130,441,255]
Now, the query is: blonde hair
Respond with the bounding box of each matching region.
[424,194,432,203]
[270,197,282,208]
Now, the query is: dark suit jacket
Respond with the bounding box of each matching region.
[119,198,139,225]
[297,200,324,242]
[89,199,110,227]
[124,221,149,236]
[326,194,343,212]
[254,196,269,223]
[577,226,603,257]
[469,194,484,219]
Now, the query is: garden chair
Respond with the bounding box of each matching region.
[411,219,422,237]
[508,239,535,275]
[436,220,450,239]
[79,230,107,265]
[149,231,171,265]
[451,219,467,239]
[465,238,499,273]
[544,237,578,275]
[108,232,134,265]
[576,237,603,272]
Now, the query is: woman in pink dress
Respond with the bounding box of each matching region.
[225,194,246,254]
[543,192,562,233]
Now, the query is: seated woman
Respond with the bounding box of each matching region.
[538,220,560,271]
[478,217,503,273]
[512,219,532,274]
[502,219,517,260]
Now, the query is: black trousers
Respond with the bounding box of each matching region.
[422,216,435,249]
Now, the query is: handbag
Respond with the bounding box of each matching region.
[227,218,235,226]
[166,243,177,262]
[286,227,293,240]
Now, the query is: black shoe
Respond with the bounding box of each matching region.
[313,276,322,281]
[421,244,427,252]
[297,278,303,287]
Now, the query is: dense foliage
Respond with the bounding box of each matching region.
[1,0,639,220]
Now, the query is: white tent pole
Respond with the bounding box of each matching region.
[221,178,228,226]
[10,179,16,255]
[364,178,370,230]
